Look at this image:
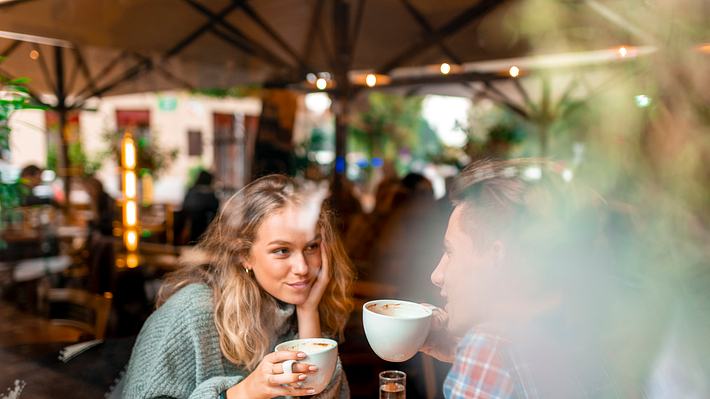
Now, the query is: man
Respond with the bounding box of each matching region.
[420,159,624,398]
[19,164,55,206]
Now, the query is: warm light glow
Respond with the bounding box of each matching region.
[316,78,327,91]
[122,135,136,169]
[509,66,520,78]
[618,46,628,57]
[124,171,136,199]
[696,43,710,54]
[124,200,137,227]
[126,253,139,268]
[365,73,377,87]
[29,50,39,60]
[440,63,451,75]
[124,229,138,251]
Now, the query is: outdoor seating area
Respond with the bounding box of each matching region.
[0,1,708,398]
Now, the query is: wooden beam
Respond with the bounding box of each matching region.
[183,0,292,69]
[378,0,505,73]
[168,0,245,58]
[400,0,462,64]
[0,40,22,57]
[239,2,312,71]
[70,47,97,101]
[74,51,127,99]
[349,0,367,65]
[33,44,56,95]
[301,0,325,68]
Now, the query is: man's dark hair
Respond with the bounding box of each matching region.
[20,164,42,178]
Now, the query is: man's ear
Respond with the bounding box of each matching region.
[491,240,505,265]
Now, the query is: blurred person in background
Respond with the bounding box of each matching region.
[122,175,354,399]
[19,164,57,207]
[181,170,220,244]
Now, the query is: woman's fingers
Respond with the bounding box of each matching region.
[264,350,305,365]
[267,371,308,385]
[271,361,317,374]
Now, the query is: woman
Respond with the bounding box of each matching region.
[122,175,354,399]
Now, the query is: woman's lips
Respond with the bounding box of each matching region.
[287,280,311,290]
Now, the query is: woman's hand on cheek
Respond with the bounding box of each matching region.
[299,237,331,313]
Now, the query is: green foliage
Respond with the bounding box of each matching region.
[101,129,178,177]
[348,92,442,174]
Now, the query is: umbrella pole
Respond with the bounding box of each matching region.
[54,46,71,210]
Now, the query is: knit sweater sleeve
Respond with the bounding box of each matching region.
[122,284,245,399]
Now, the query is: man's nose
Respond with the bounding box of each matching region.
[431,256,446,289]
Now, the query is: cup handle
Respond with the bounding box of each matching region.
[281,359,296,377]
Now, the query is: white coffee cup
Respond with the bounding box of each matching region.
[275,337,338,395]
[363,299,432,362]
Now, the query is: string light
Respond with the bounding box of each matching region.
[29,50,39,60]
[316,78,327,91]
[365,73,377,87]
[440,63,451,75]
[509,66,520,78]
[124,170,136,199]
[618,46,628,57]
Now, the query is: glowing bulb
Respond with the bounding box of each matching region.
[618,46,628,57]
[365,74,377,87]
[562,169,574,182]
[125,200,137,227]
[306,73,317,83]
[316,78,327,91]
[124,171,136,199]
[124,229,138,251]
[509,66,520,78]
[635,94,651,108]
[29,50,39,60]
[440,63,451,75]
[122,136,136,169]
[126,253,139,268]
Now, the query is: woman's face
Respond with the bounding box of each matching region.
[246,204,323,305]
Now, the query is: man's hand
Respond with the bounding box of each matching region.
[420,304,458,363]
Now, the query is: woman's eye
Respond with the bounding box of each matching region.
[305,243,320,253]
[272,248,290,255]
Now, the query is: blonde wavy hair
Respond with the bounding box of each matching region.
[157,175,354,370]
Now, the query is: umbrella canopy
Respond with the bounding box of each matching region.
[0,0,642,105]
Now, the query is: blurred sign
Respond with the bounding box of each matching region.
[158,96,178,111]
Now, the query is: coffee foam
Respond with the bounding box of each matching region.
[282,341,336,353]
[367,302,428,318]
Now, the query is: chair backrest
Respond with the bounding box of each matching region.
[46,288,112,340]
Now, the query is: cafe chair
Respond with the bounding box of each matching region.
[42,288,113,341]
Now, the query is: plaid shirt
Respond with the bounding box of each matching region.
[443,329,536,399]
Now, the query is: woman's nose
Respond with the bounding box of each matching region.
[292,252,309,275]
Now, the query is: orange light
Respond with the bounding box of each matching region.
[121,134,136,169]
[126,253,139,268]
[365,74,377,87]
[697,43,710,54]
[29,50,39,60]
[124,171,136,199]
[124,229,138,251]
[124,200,137,227]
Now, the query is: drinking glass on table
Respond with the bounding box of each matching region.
[379,370,406,399]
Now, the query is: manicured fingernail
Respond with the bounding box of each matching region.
[297,352,306,358]
[307,389,315,394]
[308,365,318,372]
[298,374,307,381]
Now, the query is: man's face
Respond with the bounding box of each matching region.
[430,205,502,336]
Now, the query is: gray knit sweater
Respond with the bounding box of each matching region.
[122,283,349,399]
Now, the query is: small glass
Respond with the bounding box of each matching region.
[379,370,406,399]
